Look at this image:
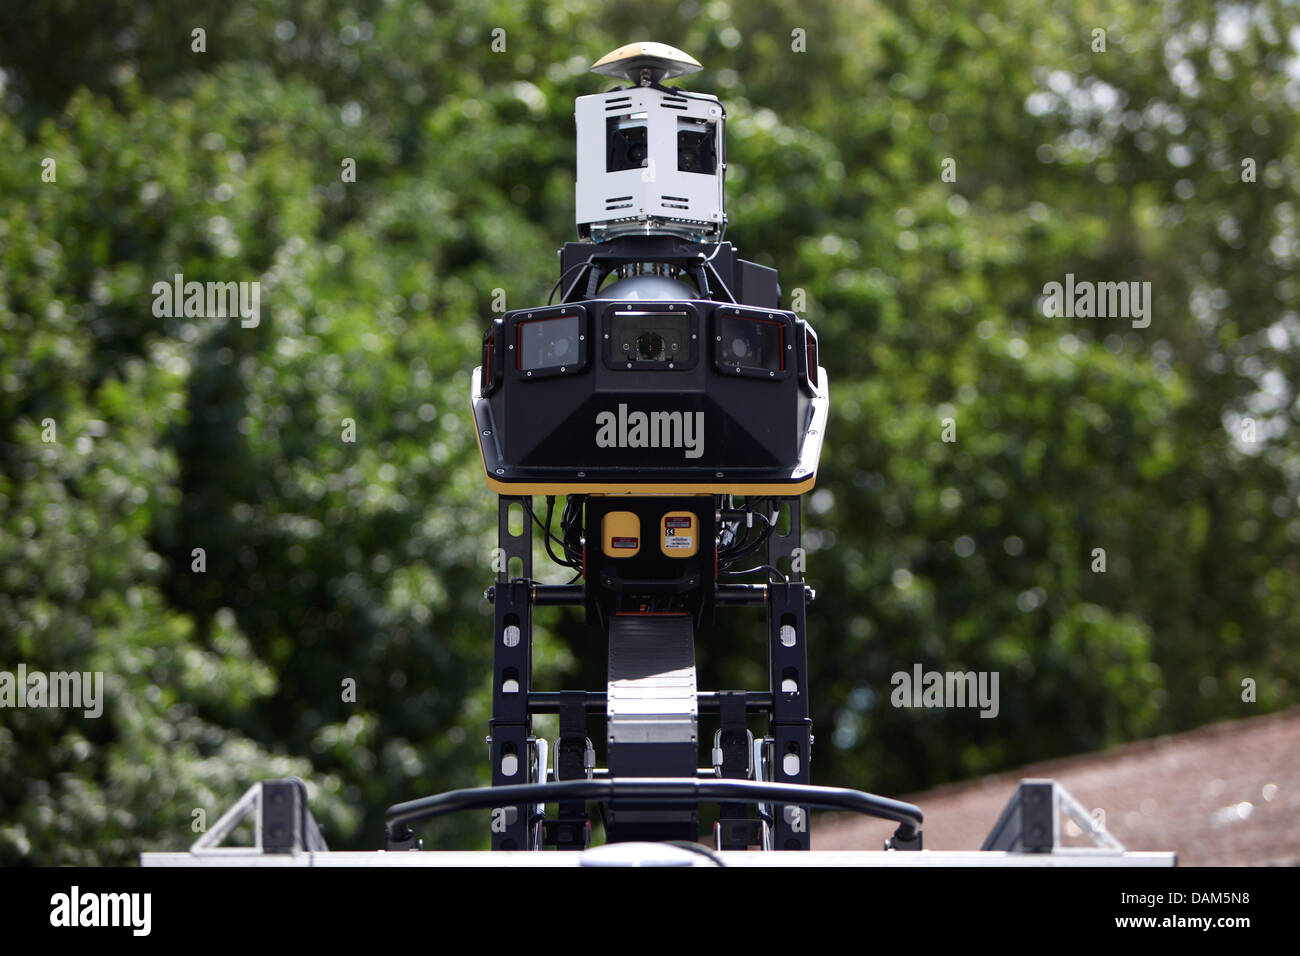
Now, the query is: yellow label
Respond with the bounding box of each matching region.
[602,511,640,557]
[660,511,698,557]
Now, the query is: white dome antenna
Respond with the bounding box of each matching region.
[590,41,703,87]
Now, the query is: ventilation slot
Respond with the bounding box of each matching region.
[605,195,634,211]
[661,195,690,210]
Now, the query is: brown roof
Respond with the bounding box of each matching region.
[814,707,1300,865]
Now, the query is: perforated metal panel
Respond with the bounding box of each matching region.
[575,87,726,241]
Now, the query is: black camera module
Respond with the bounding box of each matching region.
[677,126,716,174]
[716,312,784,372]
[518,314,581,371]
[608,120,649,171]
[610,310,691,365]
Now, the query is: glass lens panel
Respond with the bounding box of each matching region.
[610,311,691,363]
[717,314,783,371]
[518,315,580,371]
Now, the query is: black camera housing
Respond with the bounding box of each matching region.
[472,236,827,496]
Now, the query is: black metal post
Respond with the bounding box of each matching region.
[768,497,812,849]
[490,495,534,850]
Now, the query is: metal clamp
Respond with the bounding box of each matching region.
[712,728,754,778]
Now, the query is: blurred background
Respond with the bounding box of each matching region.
[0,0,1296,863]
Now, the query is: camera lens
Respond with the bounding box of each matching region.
[636,331,665,361]
[519,314,581,371]
[610,311,691,366]
[677,127,716,174]
[608,121,650,172]
[716,313,785,373]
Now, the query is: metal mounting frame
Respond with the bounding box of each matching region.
[466,493,836,851]
[143,774,1177,866]
[981,778,1129,855]
[766,498,813,850]
[489,495,535,850]
[188,778,328,856]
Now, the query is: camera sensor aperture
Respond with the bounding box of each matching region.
[611,311,691,366]
[677,122,717,175]
[608,118,649,172]
[518,314,581,371]
[715,311,786,376]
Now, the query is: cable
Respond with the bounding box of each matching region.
[545,496,583,570]
[561,495,586,563]
[716,497,777,571]
[664,840,727,866]
[703,224,728,262]
[386,778,925,842]
[525,496,579,570]
[547,257,595,305]
[719,564,788,584]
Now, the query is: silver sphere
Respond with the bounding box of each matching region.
[595,274,697,300]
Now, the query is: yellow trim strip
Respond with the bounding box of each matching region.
[481,473,817,496]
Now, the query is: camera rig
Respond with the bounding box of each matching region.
[142,43,1176,868]
[386,41,921,852]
